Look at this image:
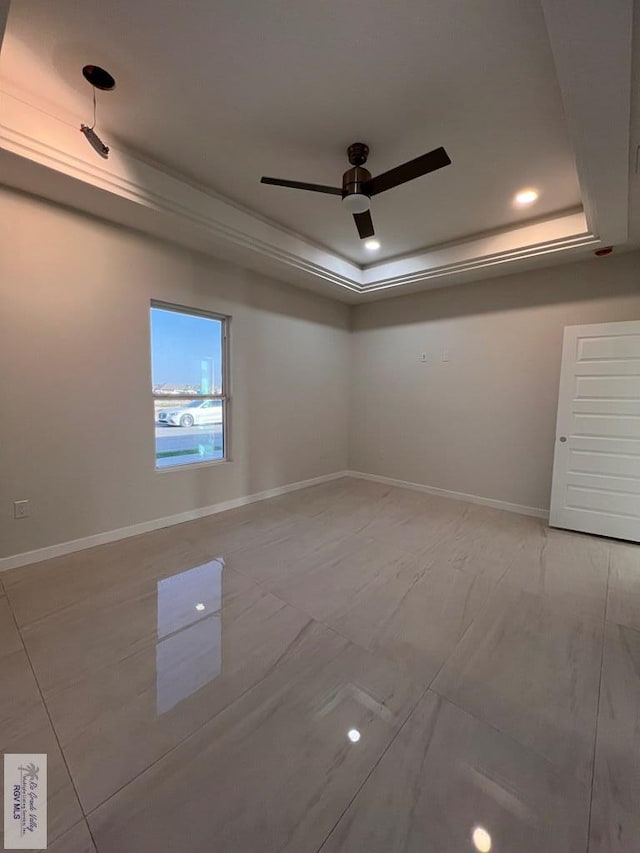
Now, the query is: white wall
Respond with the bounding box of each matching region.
[0,187,350,559]
[350,252,640,512]
[3,183,640,562]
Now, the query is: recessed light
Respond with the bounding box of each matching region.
[347,729,361,743]
[195,603,205,612]
[472,826,492,852]
[364,239,380,251]
[514,188,539,206]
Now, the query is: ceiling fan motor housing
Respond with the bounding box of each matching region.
[342,165,371,198]
[342,165,372,213]
[343,142,372,210]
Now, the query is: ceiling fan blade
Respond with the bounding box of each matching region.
[353,210,375,239]
[260,176,343,196]
[365,146,451,196]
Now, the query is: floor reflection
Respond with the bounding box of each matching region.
[156,559,224,714]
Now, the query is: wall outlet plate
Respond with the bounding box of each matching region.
[14,500,30,519]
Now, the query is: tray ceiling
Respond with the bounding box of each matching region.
[0,0,634,301]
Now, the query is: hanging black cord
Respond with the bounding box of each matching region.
[89,86,97,130]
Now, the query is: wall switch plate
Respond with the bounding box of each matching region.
[420,352,427,362]
[441,350,450,362]
[14,500,30,519]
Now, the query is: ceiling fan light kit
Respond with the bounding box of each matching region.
[342,193,370,214]
[261,141,451,242]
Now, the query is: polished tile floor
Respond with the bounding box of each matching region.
[1,477,638,852]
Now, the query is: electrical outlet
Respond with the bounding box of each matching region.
[14,500,30,519]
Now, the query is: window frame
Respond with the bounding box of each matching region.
[150,300,231,471]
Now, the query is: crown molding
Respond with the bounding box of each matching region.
[360,212,596,294]
[0,85,361,294]
[0,0,632,308]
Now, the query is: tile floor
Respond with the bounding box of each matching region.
[0,477,638,852]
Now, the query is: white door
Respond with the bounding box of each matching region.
[549,320,640,542]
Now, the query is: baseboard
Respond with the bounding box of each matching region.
[0,470,349,572]
[1,468,549,572]
[345,470,550,520]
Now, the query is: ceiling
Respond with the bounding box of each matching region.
[0,0,635,300]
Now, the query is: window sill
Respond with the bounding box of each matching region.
[155,457,232,473]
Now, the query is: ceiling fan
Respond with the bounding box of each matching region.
[260,142,451,240]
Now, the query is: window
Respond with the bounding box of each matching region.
[150,302,229,469]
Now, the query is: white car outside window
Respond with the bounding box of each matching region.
[157,400,223,427]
